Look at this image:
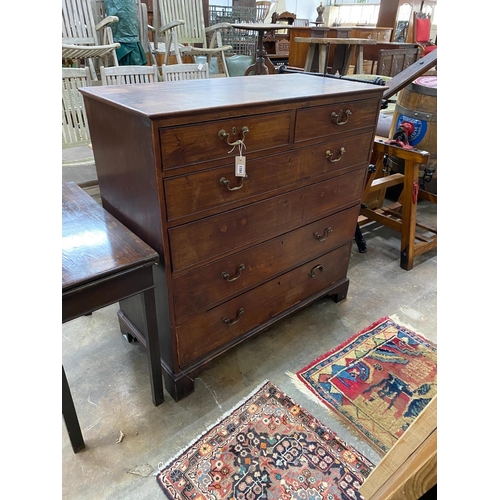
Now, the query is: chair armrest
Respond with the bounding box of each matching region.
[206,23,232,32]
[95,15,119,31]
[159,19,185,34]
[183,45,232,55]
[415,42,426,56]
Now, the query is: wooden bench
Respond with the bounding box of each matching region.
[295,36,377,74]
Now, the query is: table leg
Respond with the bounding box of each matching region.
[318,44,328,74]
[245,30,271,76]
[62,365,85,453]
[356,45,364,74]
[400,160,420,271]
[141,285,164,406]
[304,43,316,72]
[341,44,356,75]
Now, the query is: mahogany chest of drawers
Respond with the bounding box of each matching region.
[80,73,385,401]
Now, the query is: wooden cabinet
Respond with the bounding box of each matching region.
[377,0,422,42]
[80,74,385,401]
[350,27,393,42]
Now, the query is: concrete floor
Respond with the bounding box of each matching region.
[62,152,437,500]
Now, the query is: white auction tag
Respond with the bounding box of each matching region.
[235,155,246,177]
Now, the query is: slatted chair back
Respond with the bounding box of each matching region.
[156,0,231,76]
[161,63,209,82]
[294,19,310,27]
[100,65,159,85]
[62,0,100,45]
[255,2,271,23]
[62,67,92,147]
[62,0,120,80]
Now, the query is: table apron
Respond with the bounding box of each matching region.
[63,266,156,323]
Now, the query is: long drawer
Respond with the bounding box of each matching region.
[175,243,352,367]
[295,98,380,143]
[172,205,359,320]
[168,167,365,272]
[160,111,292,171]
[163,132,373,221]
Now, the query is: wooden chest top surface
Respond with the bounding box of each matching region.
[79,73,386,118]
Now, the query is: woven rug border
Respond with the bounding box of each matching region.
[155,380,270,477]
[156,379,375,495]
[295,316,437,455]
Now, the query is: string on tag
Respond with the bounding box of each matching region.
[238,140,246,157]
[228,140,240,154]
[228,139,247,155]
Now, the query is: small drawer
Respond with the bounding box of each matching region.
[160,111,292,170]
[164,132,374,221]
[377,30,391,41]
[357,31,374,40]
[168,168,366,272]
[175,243,351,367]
[172,205,360,320]
[295,98,380,143]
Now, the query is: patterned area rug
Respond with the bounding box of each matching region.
[157,381,374,499]
[296,317,437,455]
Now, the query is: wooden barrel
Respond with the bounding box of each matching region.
[388,74,437,194]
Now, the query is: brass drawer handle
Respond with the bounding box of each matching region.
[219,126,249,146]
[220,174,248,191]
[313,227,332,242]
[308,264,325,278]
[325,147,346,163]
[331,109,352,125]
[222,308,244,326]
[221,264,245,282]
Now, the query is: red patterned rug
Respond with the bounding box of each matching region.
[156,381,374,499]
[296,317,437,455]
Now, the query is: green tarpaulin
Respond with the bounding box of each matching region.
[104,0,147,66]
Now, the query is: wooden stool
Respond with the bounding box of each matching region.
[357,137,437,270]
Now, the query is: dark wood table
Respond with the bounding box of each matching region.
[232,23,285,75]
[62,181,164,453]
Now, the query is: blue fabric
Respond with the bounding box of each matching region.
[103,0,147,66]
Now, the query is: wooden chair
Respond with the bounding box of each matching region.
[255,1,271,23]
[356,137,437,271]
[412,12,437,57]
[62,67,92,148]
[154,0,232,77]
[161,63,209,81]
[62,0,120,81]
[100,65,159,85]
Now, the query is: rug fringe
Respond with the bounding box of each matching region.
[156,380,271,476]
[286,371,347,419]
[287,371,384,458]
[389,314,433,342]
[295,317,392,375]
[286,371,333,411]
